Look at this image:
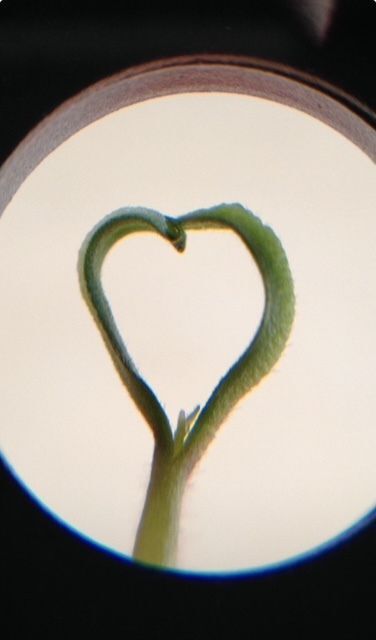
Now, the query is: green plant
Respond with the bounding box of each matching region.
[78,203,295,569]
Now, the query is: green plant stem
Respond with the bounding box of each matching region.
[78,203,295,570]
[133,449,188,567]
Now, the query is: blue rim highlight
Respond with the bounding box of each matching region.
[2,453,375,581]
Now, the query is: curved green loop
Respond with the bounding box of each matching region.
[78,203,295,470]
[78,207,186,453]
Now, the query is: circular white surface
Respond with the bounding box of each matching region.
[0,93,375,573]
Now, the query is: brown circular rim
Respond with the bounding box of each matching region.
[0,54,375,216]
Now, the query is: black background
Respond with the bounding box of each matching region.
[1,1,375,636]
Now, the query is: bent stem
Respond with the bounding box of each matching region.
[78,203,295,569]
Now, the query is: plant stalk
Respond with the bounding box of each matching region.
[132,447,188,568]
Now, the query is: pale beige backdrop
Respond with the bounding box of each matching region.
[0,93,375,573]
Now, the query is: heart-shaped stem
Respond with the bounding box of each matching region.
[78,203,295,569]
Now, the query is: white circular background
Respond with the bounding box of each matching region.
[0,93,375,573]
